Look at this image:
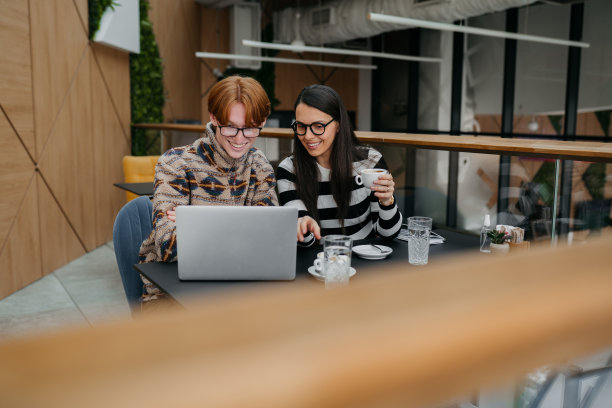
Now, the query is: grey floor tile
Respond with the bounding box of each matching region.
[54,243,130,324]
[0,274,88,340]
[0,241,131,340]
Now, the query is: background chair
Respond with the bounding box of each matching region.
[122,155,159,202]
[113,196,153,315]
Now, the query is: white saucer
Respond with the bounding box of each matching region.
[353,244,393,260]
[307,266,356,281]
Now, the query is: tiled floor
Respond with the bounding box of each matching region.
[0,241,131,341]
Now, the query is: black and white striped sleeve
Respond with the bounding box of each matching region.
[370,156,402,240]
[277,157,316,247]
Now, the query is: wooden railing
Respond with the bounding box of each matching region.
[133,123,612,162]
[1,236,612,408]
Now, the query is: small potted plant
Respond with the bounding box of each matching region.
[487,229,510,254]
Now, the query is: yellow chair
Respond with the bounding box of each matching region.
[122,155,160,202]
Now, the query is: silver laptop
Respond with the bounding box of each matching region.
[176,206,298,280]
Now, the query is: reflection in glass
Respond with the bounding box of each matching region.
[577,0,612,138]
[514,4,569,137]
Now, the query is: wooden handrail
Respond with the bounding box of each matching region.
[132,123,612,162]
[1,236,612,408]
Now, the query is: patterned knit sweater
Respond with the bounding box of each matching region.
[277,146,402,246]
[138,123,278,264]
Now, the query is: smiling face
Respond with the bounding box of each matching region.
[295,103,338,168]
[210,102,263,159]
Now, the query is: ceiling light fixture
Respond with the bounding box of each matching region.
[195,51,377,70]
[242,40,443,63]
[368,13,590,48]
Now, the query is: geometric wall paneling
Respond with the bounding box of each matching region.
[89,54,131,246]
[0,173,42,299]
[36,172,86,277]
[37,48,97,252]
[0,111,37,254]
[0,0,35,157]
[91,43,131,144]
[73,0,89,37]
[29,0,89,159]
[150,0,202,121]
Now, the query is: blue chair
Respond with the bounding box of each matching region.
[113,196,153,314]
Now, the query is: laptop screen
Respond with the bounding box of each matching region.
[176,206,298,281]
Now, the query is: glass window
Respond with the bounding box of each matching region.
[465,12,506,135]
[514,4,570,137]
[561,160,612,243]
[576,0,612,138]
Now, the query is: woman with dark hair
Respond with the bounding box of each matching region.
[277,84,402,246]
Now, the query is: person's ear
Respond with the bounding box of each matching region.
[209,113,217,125]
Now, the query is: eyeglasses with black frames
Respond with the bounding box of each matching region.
[291,118,335,136]
[218,125,262,139]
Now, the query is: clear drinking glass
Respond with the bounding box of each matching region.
[408,216,432,265]
[322,235,353,289]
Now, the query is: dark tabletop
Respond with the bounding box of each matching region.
[134,229,479,307]
[113,182,154,196]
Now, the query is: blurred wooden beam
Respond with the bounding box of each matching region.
[2,237,611,408]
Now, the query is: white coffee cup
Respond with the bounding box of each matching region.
[355,168,388,188]
[313,252,324,273]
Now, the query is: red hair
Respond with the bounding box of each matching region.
[208,76,271,126]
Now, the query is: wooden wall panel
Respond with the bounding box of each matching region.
[73,0,88,36]
[274,51,360,112]
[149,0,202,122]
[30,0,88,159]
[199,6,229,123]
[0,111,36,254]
[37,173,85,276]
[37,49,96,252]
[0,0,35,157]
[0,1,131,299]
[90,55,131,246]
[0,175,42,299]
[91,44,131,143]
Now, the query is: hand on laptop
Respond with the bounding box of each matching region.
[167,207,176,222]
[297,216,321,242]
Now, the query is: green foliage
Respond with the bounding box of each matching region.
[487,229,508,245]
[222,24,280,109]
[582,162,606,200]
[130,0,165,155]
[531,161,556,206]
[88,0,119,40]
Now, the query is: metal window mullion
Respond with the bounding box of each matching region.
[497,8,518,217]
[447,25,464,228]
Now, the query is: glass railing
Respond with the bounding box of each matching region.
[133,123,612,248]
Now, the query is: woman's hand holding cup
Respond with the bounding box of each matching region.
[355,168,395,206]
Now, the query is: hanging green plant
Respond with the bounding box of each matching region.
[88,0,119,40]
[89,0,165,155]
[129,0,165,155]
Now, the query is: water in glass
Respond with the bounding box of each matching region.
[408,217,432,265]
[324,246,351,289]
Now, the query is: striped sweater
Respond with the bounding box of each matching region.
[138,123,278,264]
[277,147,402,246]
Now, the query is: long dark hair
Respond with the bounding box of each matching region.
[292,85,365,227]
